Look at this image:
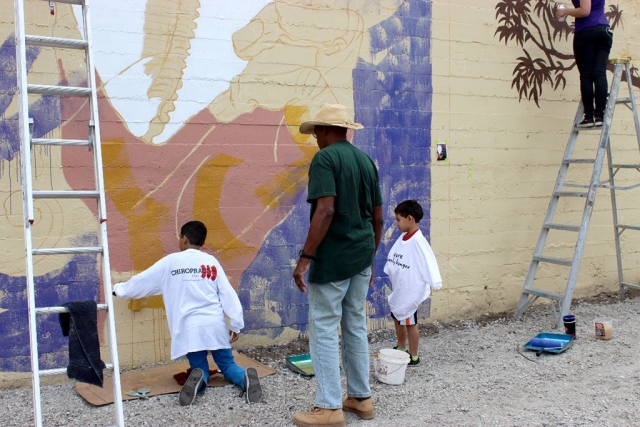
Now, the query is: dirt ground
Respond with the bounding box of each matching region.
[2,290,640,426]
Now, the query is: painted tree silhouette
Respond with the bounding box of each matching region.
[495,0,638,106]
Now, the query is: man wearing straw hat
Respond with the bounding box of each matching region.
[293,103,384,427]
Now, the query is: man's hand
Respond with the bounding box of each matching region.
[229,330,239,344]
[293,257,311,294]
[369,263,375,287]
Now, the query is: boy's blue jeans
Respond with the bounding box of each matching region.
[308,267,372,409]
[186,348,246,393]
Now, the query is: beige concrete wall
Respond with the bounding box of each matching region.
[429,0,640,320]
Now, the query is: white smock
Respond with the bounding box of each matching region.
[114,249,243,360]
[383,229,442,320]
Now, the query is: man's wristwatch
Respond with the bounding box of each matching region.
[299,249,316,261]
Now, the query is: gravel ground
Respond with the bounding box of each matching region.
[2,292,640,427]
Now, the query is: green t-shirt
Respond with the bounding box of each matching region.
[307,140,383,283]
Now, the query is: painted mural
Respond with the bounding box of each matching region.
[494,0,639,105]
[0,0,432,371]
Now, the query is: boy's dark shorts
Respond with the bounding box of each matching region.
[391,310,418,326]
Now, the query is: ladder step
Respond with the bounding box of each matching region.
[522,289,564,301]
[48,0,83,4]
[40,364,114,377]
[573,126,602,132]
[617,224,640,231]
[543,223,581,232]
[533,255,573,267]
[563,158,595,164]
[31,138,91,147]
[32,190,100,199]
[610,164,640,169]
[616,97,640,104]
[25,35,87,50]
[553,191,588,198]
[32,246,103,256]
[27,84,91,97]
[35,304,108,314]
[621,282,640,291]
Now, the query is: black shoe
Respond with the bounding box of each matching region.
[594,117,603,127]
[179,368,204,406]
[392,345,409,353]
[408,357,421,367]
[577,117,594,128]
[244,367,262,403]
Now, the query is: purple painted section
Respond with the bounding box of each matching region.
[0,35,61,163]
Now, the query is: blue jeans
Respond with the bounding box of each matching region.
[186,348,245,393]
[308,267,372,409]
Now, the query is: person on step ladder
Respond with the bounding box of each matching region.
[556,0,613,129]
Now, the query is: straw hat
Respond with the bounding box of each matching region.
[299,103,364,134]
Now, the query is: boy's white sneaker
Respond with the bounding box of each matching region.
[179,368,204,406]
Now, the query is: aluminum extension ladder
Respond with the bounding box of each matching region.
[14,0,124,426]
[515,58,640,328]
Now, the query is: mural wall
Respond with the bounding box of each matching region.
[0,0,432,371]
[1,0,639,375]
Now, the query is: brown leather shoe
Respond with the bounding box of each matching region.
[293,407,345,427]
[342,396,374,420]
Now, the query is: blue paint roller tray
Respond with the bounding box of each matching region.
[285,353,314,377]
[524,332,575,354]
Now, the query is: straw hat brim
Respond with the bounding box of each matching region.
[299,120,364,135]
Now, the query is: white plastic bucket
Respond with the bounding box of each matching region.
[372,349,410,385]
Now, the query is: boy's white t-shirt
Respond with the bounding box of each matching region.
[114,249,243,360]
[383,229,442,320]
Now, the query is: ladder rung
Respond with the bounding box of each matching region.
[610,164,640,169]
[25,35,87,50]
[40,364,113,377]
[616,97,640,104]
[621,282,640,290]
[32,246,103,256]
[35,304,108,314]
[27,84,91,97]
[47,0,83,4]
[533,255,573,267]
[543,223,581,232]
[617,224,640,231]
[553,191,588,198]
[32,190,100,199]
[573,126,602,132]
[523,289,564,301]
[31,138,91,147]
[563,158,595,164]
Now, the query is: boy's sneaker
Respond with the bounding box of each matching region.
[392,345,409,354]
[179,368,204,406]
[576,117,594,128]
[407,356,421,367]
[244,367,262,403]
[594,117,603,127]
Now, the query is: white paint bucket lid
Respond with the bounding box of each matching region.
[379,348,410,363]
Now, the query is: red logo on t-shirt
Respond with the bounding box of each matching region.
[201,265,218,280]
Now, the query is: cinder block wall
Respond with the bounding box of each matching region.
[0,0,638,381]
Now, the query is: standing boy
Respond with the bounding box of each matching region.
[384,200,442,366]
[113,220,262,406]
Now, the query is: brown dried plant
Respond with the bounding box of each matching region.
[495,0,638,106]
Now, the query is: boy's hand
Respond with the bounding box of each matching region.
[229,330,239,343]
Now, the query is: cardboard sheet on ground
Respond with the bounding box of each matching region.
[75,351,276,406]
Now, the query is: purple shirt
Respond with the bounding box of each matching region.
[571,0,609,32]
